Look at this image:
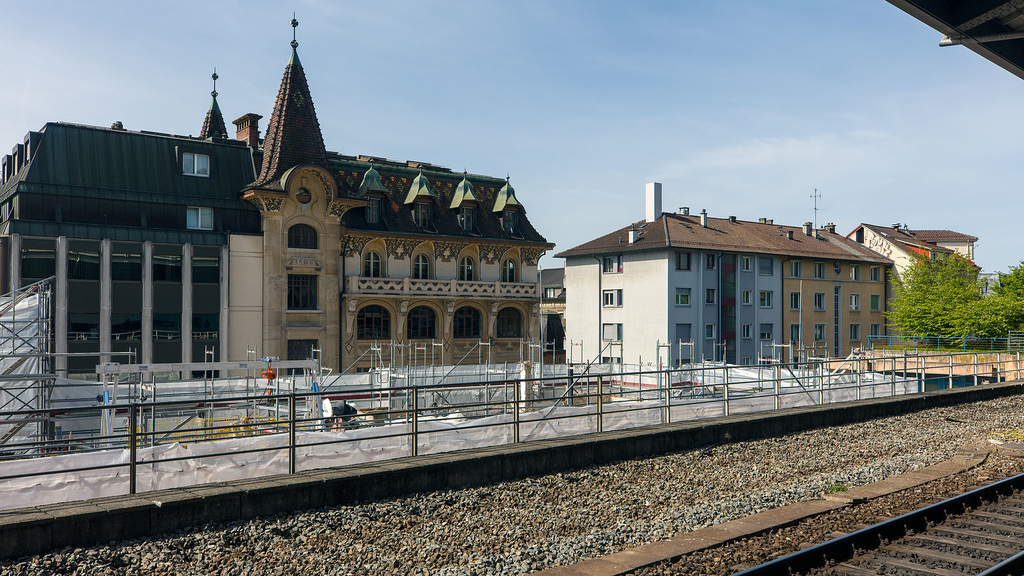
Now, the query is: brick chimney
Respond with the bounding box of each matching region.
[232,113,263,145]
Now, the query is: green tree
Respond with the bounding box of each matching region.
[994,261,1024,299]
[886,254,981,339]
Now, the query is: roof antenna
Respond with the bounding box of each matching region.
[810,188,821,229]
[291,13,299,49]
[211,68,219,99]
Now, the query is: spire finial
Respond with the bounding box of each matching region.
[291,13,299,49]
[211,68,219,99]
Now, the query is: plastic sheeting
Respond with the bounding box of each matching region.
[0,373,921,511]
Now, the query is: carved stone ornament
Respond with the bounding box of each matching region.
[434,240,468,263]
[246,196,285,213]
[286,256,321,269]
[327,200,353,218]
[385,237,422,261]
[520,246,547,266]
[343,235,372,257]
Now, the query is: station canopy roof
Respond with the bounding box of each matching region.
[888,0,1024,80]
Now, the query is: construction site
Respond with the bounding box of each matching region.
[0,279,1019,512]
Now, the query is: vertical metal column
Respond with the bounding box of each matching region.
[288,387,296,474]
[973,353,978,386]
[948,354,954,389]
[55,237,68,377]
[410,382,419,456]
[513,375,521,442]
[723,365,730,416]
[129,404,138,494]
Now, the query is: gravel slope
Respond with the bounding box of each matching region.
[4,395,1024,576]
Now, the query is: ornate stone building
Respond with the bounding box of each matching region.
[0,22,552,375]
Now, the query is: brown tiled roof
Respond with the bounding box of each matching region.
[199,96,228,139]
[247,49,328,191]
[556,213,891,264]
[907,229,978,243]
[855,224,955,254]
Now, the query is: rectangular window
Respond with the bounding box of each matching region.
[602,323,622,341]
[790,260,802,278]
[186,206,213,230]
[790,323,801,343]
[503,209,518,235]
[814,292,825,311]
[460,206,476,231]
[676,252,691,270]
[602,255,622,273]
[742,290,751,305]
[705,323,715,339]
[759,257,773,276]
[759,290,773,308]
[706,254,716,270]
[741,357,752,365]
[814,262,825,279]
[741,256,751,272]
[850,293,860,311]
[182,152,210,176]
[870,266,881,282]
[870,294,881,312]
[870,323,881,337]
[366,197,382,224]
[850,265,860,281]
[850,323,861,342]
[287,274,318,310]
[602,289,622,307]
[705,288,716,304]
[287,339,318,362]
[742,323,751,339]
[789,291,800,310]
[675,287,690,306]
[415,202,431,227]
[814,324,826,342]
[759,324,773,341]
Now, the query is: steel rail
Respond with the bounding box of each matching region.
[733,470,1024,576]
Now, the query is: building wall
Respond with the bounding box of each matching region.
[227,234,264,362]
[781,259,888,360]
[858,227,919,282]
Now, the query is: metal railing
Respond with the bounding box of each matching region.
[0,349,1018,509]
[870,334,1024,352]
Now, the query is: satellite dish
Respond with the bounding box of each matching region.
[321,398,333,418]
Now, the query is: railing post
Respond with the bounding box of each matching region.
[896,351,903,397]
[129,403,137,495]
[567,367,574,406]
[1018,352,1021,381]
[973,353,978,386]
[411,382,419,456]
[597,374,604,432]
[948,354,954,390]
[773,362,780,410]
[855,357,861,400]
[723,365,730,416]
[514,376,521,443]
[662,368,669,424]
[288,388,296,475]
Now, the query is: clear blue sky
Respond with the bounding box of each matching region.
[2,1,1022,272]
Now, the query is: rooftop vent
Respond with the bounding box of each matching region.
[786,230,794,240]
[892,223,901,229]
[728,215,737,223]
[679,206,689,215]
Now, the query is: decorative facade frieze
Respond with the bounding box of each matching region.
[244,195,285,213]
[520,246,546,266]
[343,235,372,257]
[385,237,422,261]
[478,244,506,265]
[434,240,468,262]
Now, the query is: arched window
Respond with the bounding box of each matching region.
[501,259,517,283]
[407,306,436,339]
[452,306,481,339]
[287,224,318,249]
[363,252,383,278]
[413,254,431,280]
[459,256,475,281]
[357,305,390,339]
[496,307,523,338]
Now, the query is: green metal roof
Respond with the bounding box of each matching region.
[449,172,479,209]
[403,169,436,204]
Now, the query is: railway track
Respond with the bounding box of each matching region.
[734,471,1024,576]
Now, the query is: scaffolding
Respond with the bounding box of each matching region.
[0,279,53,451]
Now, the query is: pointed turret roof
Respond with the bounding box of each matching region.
[357,163,389,196]
[449,171,479,208]
[404,169,436,203]
[199,70,228,139]
[493,176,522,211]
[248,18,328,190]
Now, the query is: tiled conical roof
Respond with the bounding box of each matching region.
[199,95,228,139]
[248,45,328,190]
[200,70,228,139]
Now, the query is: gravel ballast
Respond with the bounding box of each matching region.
[4,395,1024,576]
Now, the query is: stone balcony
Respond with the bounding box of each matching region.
[344,276,538,299]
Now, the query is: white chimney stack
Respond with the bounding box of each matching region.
[645,182,662,223]
[700,209,708,227]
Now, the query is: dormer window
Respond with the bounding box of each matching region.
[414,201,431,228]
[503,209,518,235]
[460,206,476,232]
[366,197,382,225]
[182,152,210,177]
